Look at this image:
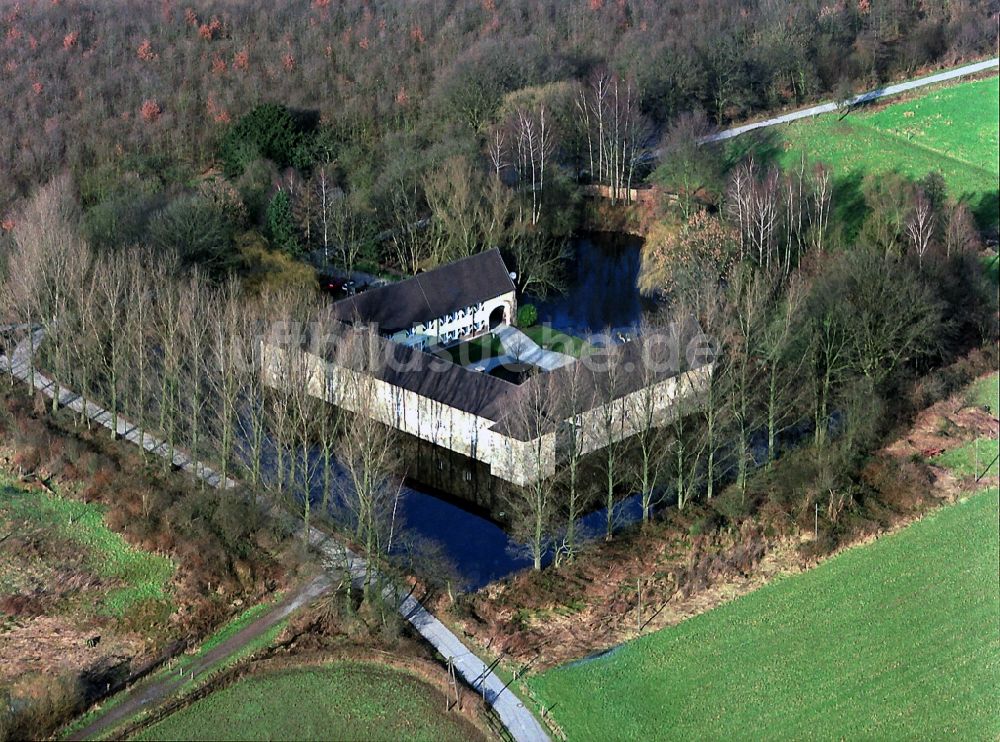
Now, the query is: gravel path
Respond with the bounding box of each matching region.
[0,328,550,742]
[66,576,332,741]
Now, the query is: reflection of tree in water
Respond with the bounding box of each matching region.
[533,232,645,338]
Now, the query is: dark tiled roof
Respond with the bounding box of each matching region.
[330,248,516,333]
[489,315,708,440]
[316,315,709,441]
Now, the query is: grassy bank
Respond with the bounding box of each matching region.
[735,76,999,233]
[933,371,1000,478]
[530,487,1000,739]
[133,661,482,742]
[0,477,174,620]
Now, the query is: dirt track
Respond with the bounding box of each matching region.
[67,575,331,741]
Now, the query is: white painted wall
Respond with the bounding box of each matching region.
[262,342,711,488]
[390,291,516,350]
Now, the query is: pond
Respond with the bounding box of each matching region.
[532,231,648,340]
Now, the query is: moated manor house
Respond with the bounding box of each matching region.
[263,249,712,502]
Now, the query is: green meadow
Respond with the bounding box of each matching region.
[735,76,999,234]
[530,487,1000,740]
[0,478,174,619]
[134,662,483,741]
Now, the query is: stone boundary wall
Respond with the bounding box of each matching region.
[262,343,712,488]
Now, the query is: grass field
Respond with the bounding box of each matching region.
[735,76,999,234]
[133,661,483,742]
[0,478,174,618]
[529,488,1000,740]
[522,325,593,358]
[443,333,506,365]
[968,371,1000,414]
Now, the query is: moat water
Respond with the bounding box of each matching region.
[296,231,652,591]
[396,481,648,590]
[532,231,647,339]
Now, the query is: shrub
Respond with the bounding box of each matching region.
[212,495,259,556]
[516,303,538,327]
[265,190,301,256]
[149,194,237,272]
[688,514,718,536]
[6,673,82,741]
[235,158,280,222]
[12,446,41,474]
[859,456,932,512]
[83,184,160,251]
[236,232,318,294]
[710,486,754,525]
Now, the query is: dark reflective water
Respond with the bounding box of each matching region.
[260,417,653,592]
[395,484,534,590]
[397,481,649,591]
[267,232,653,592]
[533,232,646,338]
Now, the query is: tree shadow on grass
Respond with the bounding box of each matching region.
[832,170,867,245]
[719,129,784,174]
[970,189,999,236]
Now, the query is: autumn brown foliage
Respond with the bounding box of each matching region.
[0,0,993,221]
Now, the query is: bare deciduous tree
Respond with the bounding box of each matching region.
[486,126,508,179]
[588,341,627,540]
[510,105,553,224]
[943,202,980,257]
[91,252,128,437]
[758,273,806,466]
[552,360,595,564]
[629,321,674,523]
[333,324,401,593]
[387,182,431,276]
[905,187,936,265]
[809,163,833,255]
[576,71,649,204]
[727,267,769,498]
[2,174,82,386]
[501,372,558,569]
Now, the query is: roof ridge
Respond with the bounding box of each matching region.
[413,273,434,322]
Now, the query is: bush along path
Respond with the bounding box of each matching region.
[0,329,550,742]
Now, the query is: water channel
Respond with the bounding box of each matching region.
[389,231,650,590]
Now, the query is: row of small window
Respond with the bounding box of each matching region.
[438,319,486,345]
[436,459,474,481]
[439,303,484,327]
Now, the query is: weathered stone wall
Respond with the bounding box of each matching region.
[261,342,711,490]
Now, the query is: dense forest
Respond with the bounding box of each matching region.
[0,0,996,279]
[0,2,997,739]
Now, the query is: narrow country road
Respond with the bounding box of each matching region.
[667,57,998,149]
